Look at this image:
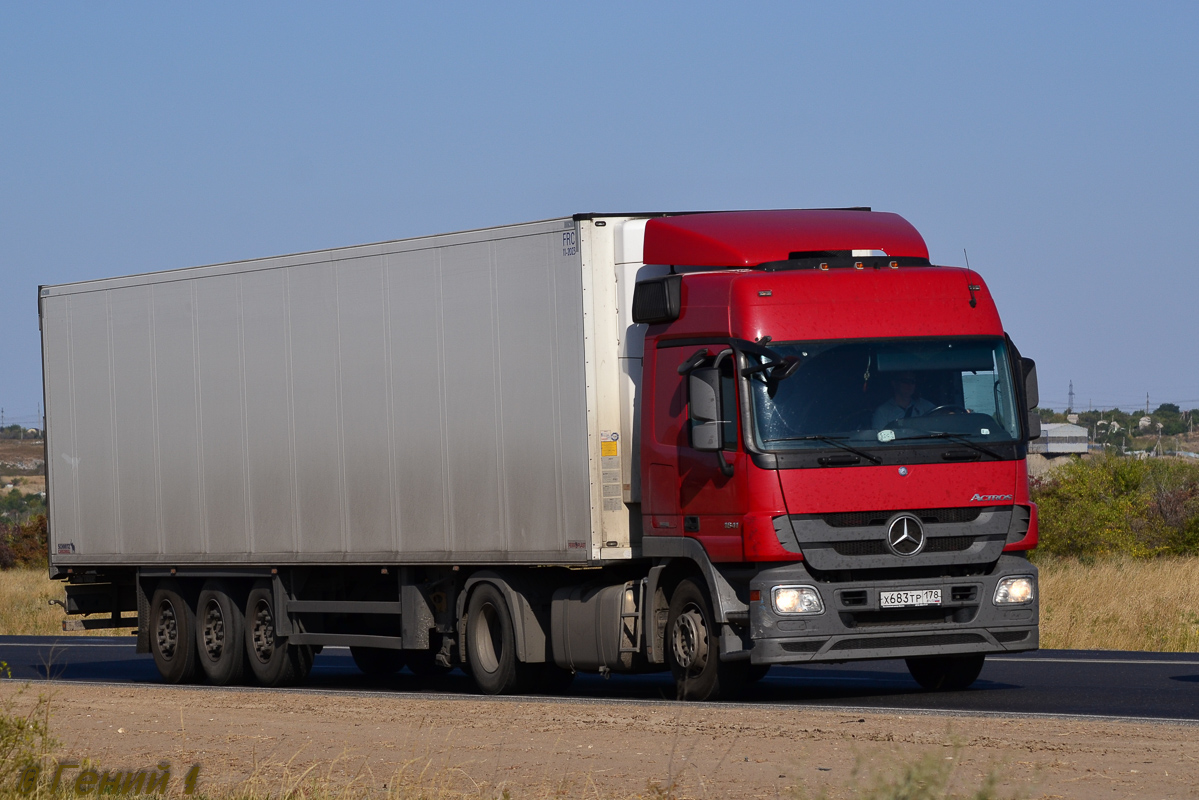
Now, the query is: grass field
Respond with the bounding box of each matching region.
[3,559,1199,650]
[0,568,128,637]
[1036,556,1199,651]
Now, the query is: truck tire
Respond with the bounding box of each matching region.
[195,580,247,686]
[464,583,536,694]
[905,654,986,691]
[150,580,200,684]
[244,580,310,687]
[666,578,746,701]
[351,647,405,677]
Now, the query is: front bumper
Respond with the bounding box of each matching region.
[748,554,1038,664]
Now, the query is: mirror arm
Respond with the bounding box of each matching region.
[715,451,734,477]
[678,349,710,375]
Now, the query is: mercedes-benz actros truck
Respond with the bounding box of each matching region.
[41,208,1041,699]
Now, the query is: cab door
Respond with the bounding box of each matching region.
[643,344,745,561]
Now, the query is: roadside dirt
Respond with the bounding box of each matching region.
[5,682,1197,799]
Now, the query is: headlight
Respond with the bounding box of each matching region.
[771,585,824,615]
[994,576,1036,605]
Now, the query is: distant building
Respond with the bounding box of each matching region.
[1029,422,1088,454]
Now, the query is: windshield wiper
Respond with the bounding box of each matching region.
[765,435,882,465]
[899,432,1004,460]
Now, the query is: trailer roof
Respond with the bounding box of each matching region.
[642,209,929,267]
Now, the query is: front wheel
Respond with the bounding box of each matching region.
[666,578,746,701]
[905,654,986,691]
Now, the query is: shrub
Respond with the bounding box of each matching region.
[0,515,47,570]
[1032,453,1199,559]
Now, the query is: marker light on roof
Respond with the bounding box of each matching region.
[889,261,899,269]
[819,262,829,271]
[854,262,864,270]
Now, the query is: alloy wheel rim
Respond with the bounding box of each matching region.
[672,603,709,674]
[252,599,275,663]
[202,599,225,660]
[156,600,178,660]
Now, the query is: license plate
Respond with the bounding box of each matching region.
[880,589,942,608]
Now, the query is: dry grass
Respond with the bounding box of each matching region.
[0,569,128,637]
[1039,556,1199,651]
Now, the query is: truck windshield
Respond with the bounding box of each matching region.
[747,337,1020,450]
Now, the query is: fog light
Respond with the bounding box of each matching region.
[772,585,824,615]
[994,576,1035,605]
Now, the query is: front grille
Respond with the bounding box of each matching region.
[781,639,827,653]
[925,536,976,553]
[829,632,984,651]
[832,540,889,556]
[847,607,949,627]
[820,507,985,528]
[994,630,1030,643]
[831,536,977,557]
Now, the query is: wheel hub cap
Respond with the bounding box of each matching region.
[672,604,709,673]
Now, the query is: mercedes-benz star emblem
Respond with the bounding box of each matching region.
[886,514,926,557]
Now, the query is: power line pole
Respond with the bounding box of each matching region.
[1067,381,1075,413]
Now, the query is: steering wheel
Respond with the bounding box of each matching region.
[925,404,970,416]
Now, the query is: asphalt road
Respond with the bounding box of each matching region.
[3,635,1197,722]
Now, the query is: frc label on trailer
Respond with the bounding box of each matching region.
[562,230,578,256]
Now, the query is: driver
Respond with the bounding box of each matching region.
[873,371,934,429]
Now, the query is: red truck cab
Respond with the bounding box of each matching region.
[632,209,1039,698]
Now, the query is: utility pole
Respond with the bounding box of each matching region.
[1146,393,1150,416]
[1068,381,1075,413]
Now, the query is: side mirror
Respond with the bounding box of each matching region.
[1022,359,1039,409]
[1021,358,1041,440]
[688,368,723,452]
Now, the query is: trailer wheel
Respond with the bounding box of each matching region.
[465,583,534,694]
[351,647,405,677]
[149,580,200,684]
[666,578,746,701]
[905,654,986,691]
[244,580,310,687]
[194,580,247,685]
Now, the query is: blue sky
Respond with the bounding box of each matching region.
[2,2,1197,425]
